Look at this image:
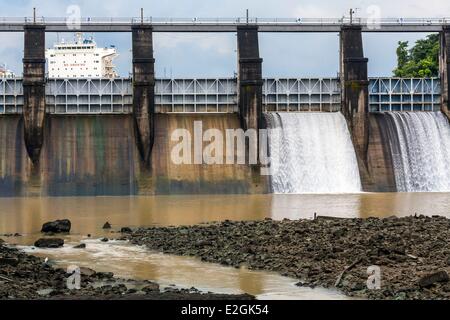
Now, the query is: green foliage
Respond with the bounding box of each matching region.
[393,34,440,77]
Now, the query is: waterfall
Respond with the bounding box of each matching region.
[381,112,450,192]
[264,112,362,193]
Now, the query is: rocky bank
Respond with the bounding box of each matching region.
[0,240,252,300]
[125,215,450,300]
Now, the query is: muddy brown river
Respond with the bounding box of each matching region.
[1,193,449,299]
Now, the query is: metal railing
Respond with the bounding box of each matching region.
[155,78,237,113]
[0,77,444,114]
[263,78,340,112]
[0,17,445,25]
[369,78,441,112]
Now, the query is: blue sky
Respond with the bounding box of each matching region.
[0,0,448,77]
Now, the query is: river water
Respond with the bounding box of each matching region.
[1,193,449,299]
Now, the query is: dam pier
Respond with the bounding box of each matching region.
[1,16,450,196]
[131,24,155,165]
[441,26,450,119]
[22,24,46,164]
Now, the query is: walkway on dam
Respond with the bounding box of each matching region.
[0,17,450,32]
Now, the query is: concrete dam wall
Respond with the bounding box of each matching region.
[0,115,140,196]
[1,111,449,197]
[152,114,265,194]
[0,116,30,196]
[0,114,264,196]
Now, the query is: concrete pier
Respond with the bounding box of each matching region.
[132,25,155,165]
[237,25,263,161]
[441,27,450,120]
[22,25,46,163]
[340,26,369,169]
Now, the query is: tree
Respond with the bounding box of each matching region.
[393,34,440,77]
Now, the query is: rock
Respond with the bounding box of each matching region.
[120,227,132,233]
[41,219,71,233]
[96,272,114,279]
[36,288,54,296]
[100,237,109,242]
[0,238,4,245]
[0,257,19,266]
[446,257,450,266]
[418,271,450,288]
[34,238,64,248]
[79,267,96,277]
[142,282,160,293]
[73,243,86,249]
[102,222,112,229]
[13,233,21,237]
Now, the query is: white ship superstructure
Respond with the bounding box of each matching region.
[0,64,15,78]
[46,33,118,79]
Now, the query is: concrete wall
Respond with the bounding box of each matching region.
[365,114,397,192]
[441,28,450,120]
[0,116,31,196]
[40,115,141,196]
[339,26,371,190]
[0,113,267,196]
[22,25,46,163]
[132,25,155,165]
[151,113,267,194]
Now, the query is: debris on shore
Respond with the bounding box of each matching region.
[125,215,450,300]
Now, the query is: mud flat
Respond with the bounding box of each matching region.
[0,240,253,300]
[125,215,450,300]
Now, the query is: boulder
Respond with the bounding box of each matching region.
[41,219,71,233]
[79,267,96,277]
[34,238,64,248]
[120,227,132,233]
[142,282,160,293]
[418,271,449,287]
[102,222,112,229]
[100,237,109,242]
[96,272,114,279]
[73,243,86,249]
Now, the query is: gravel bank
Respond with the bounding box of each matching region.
[126,215,450,300]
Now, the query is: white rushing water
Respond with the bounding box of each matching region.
[264,112,362,193]
[383,112,450,192]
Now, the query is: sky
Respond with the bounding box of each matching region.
[0,0,448,77]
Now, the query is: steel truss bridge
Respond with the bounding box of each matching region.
[0,17,450,32]
[0,77,441,115]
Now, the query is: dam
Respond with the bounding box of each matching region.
[0,16,450,196]
[2,9,450,305]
